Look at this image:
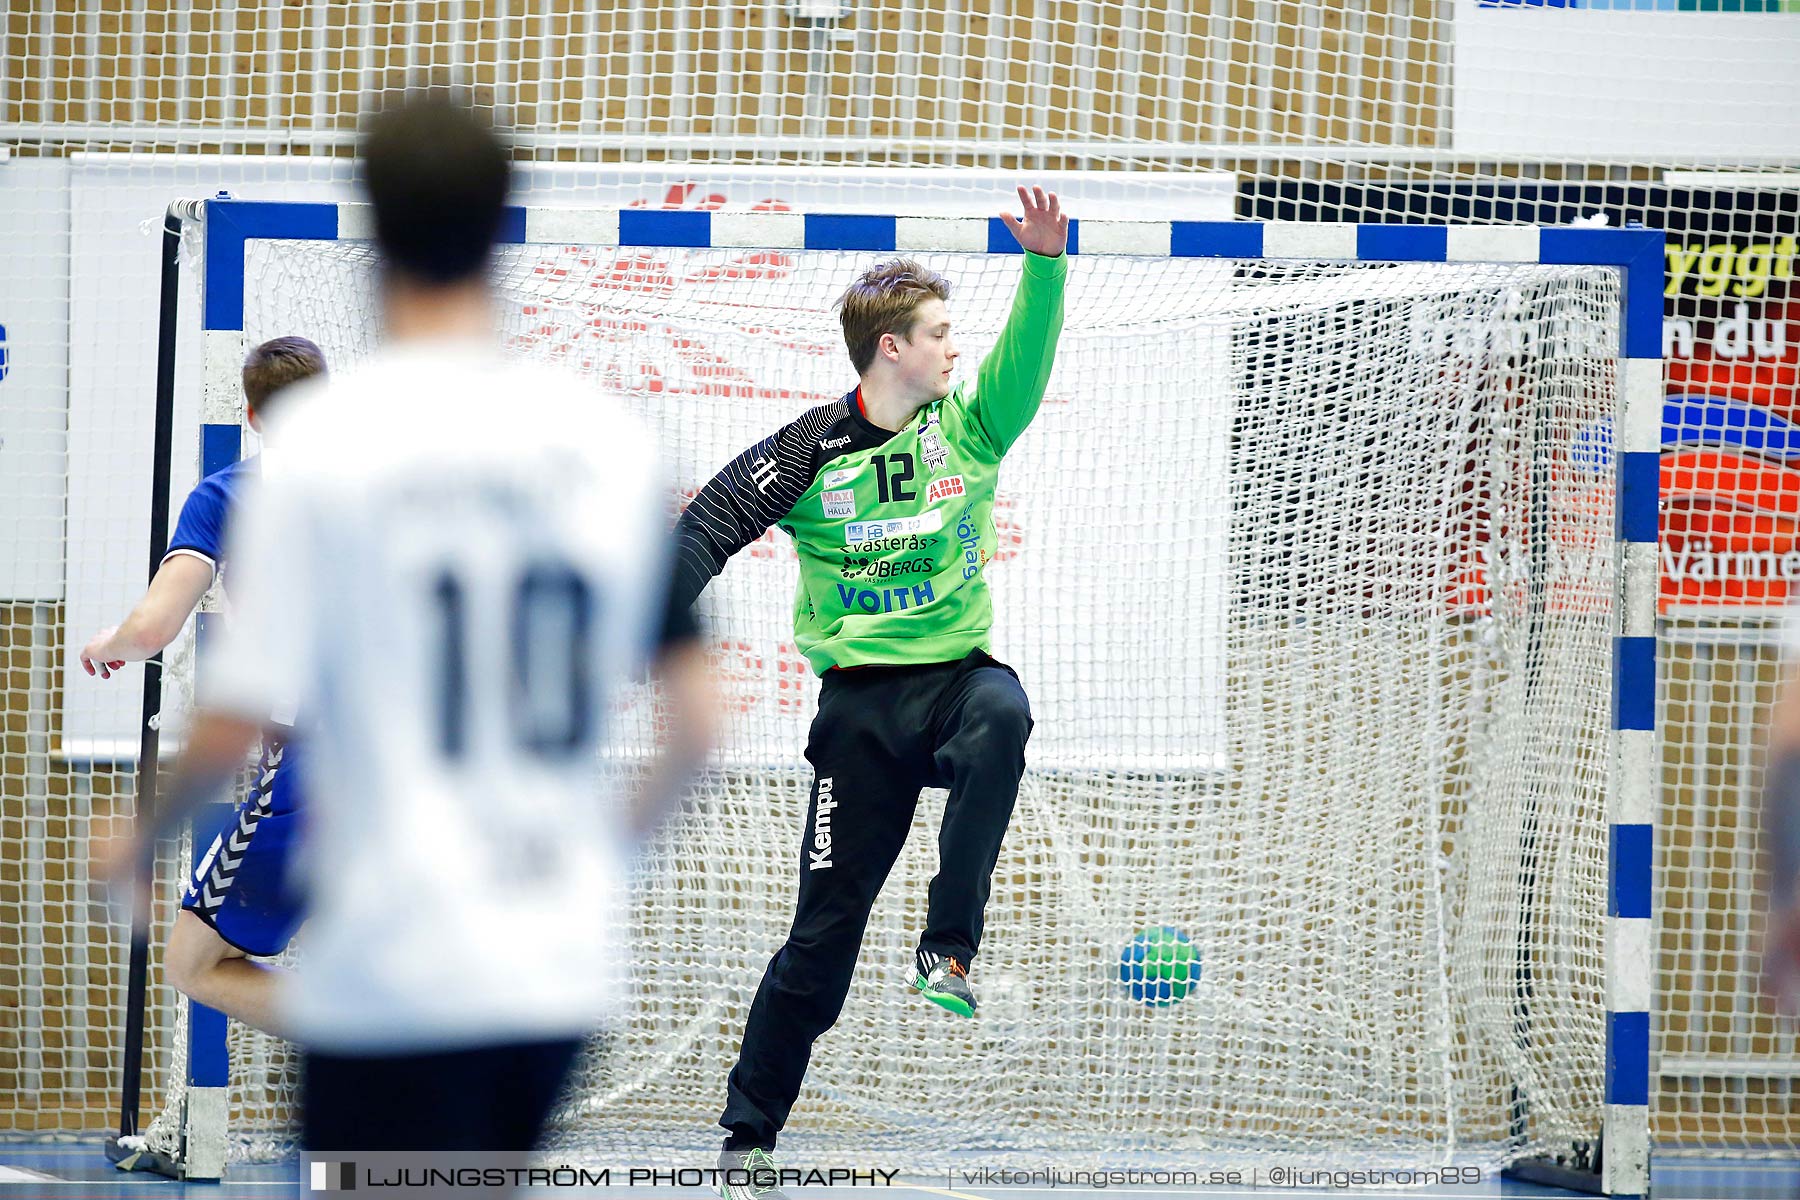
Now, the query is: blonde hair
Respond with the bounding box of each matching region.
[835,259,951,375]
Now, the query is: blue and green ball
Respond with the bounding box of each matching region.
[1118,926,1199,1006]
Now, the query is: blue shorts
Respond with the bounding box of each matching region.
[180,737,306,958]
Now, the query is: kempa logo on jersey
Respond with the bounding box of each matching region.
[810,776,837,871]
[821,488,856,518]
[843,510,943,546]
[820,435,854,451]
[926,474,964,504]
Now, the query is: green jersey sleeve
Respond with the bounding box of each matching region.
[962,250,1068,459]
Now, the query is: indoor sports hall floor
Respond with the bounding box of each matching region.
[1,1142,1795,1200]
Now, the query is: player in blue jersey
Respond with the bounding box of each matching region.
[81,336,327,1036]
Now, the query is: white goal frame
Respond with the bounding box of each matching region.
[152,200,1661,1195]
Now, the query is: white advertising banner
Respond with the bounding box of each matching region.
[1454,0,1800,159]
[0,158,72,601]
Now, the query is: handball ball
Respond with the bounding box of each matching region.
[1118,927,1199,1007]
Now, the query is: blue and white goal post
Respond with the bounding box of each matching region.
[169,199,1658,1193]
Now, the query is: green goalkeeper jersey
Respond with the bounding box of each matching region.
[672,250,1067,673]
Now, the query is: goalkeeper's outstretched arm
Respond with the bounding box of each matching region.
[965,185,1070,460]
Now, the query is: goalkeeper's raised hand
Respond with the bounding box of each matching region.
[1001,185,1068,258]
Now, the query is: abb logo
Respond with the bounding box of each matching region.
[926,475,965,503]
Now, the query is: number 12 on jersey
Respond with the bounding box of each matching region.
[873,453,915,503]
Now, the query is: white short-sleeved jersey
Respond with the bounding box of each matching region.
[205,339,670,1053]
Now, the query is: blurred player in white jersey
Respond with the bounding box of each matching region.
[83,335,325,1037]
[132,96,717,1153]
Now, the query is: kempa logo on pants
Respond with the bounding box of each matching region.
[810,776,836,871]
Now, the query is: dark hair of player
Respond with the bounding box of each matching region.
[835,258,952,376]
[243,335,328,415]
[362,95,512,286]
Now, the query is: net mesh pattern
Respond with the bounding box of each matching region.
[4,0,1796,1168]
[1657,617,1800,1153]
[0,0,1787,162]
[129,237,1618,1168]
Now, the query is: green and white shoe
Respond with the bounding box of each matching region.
[717,1147,788,1200]
[914,950,977,1018]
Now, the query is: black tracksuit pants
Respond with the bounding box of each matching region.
[719,649,1033,1152]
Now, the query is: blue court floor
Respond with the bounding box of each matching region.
[1,1141,1795,1199]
